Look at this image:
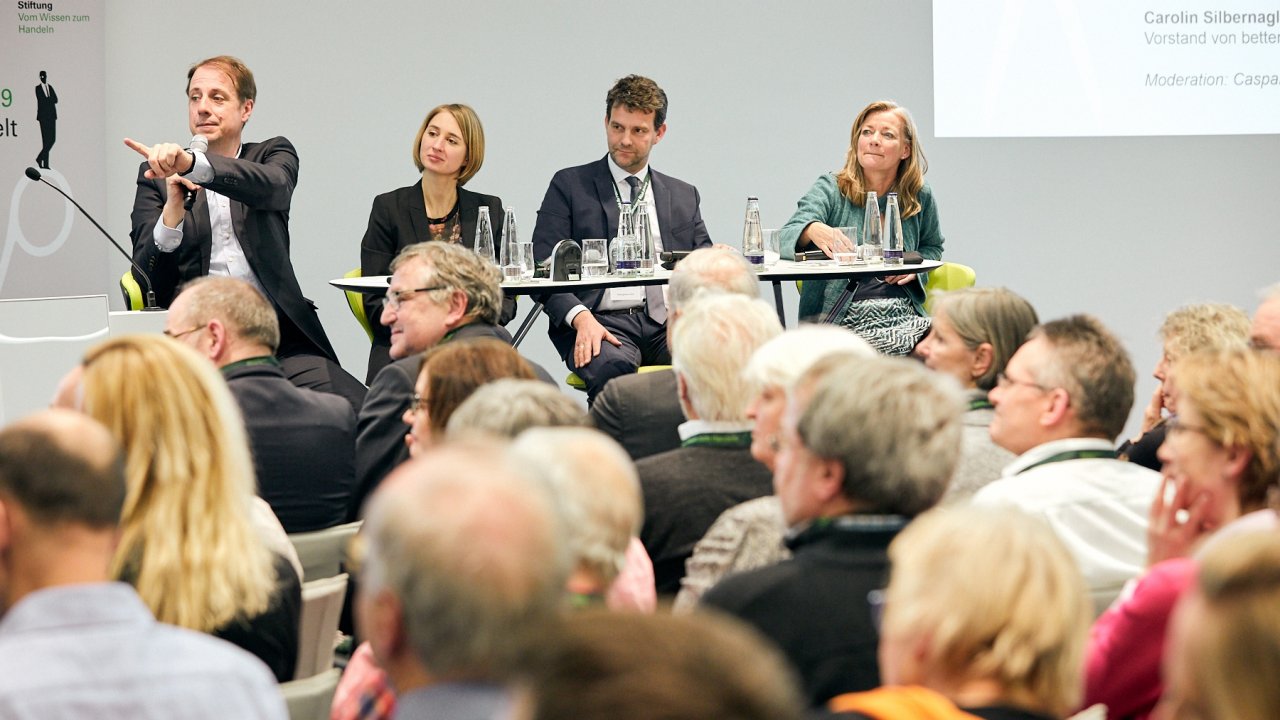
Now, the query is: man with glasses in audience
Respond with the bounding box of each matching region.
[972,314,1162,614]
[354,242,551,516]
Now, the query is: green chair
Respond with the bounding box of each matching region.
[119,271,145,311]
[567,363,671,392]
[923,262,977,314]
[342,268,374,342]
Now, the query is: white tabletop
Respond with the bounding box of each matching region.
[329,259,943,294]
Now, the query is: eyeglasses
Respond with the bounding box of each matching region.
[994,371,1049,392]
[163,323,207,340]
[1167,416,1213,439]
[384,285,449,311]
[410,392,429,414]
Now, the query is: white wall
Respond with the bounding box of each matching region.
[103,0,1280,436]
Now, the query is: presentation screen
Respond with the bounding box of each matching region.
[933,0,1280,137]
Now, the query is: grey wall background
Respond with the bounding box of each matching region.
[102,0,1280,438]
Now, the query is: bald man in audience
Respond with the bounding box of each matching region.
[0,410,286,718]
[636,293,782,594]
[355,443,570,719]
[590,247,761,460]
[168,276,356,533]
[1251,282,1280,351]
[972,314,1162,614]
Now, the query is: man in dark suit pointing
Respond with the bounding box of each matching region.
[532,75,712,400]
[124,55,364,412]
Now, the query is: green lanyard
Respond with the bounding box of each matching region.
[681,431,753,449]
[968,397,994,411]
[220,356,280,372]
[1017,449,1118,475]
[610,172,651,209]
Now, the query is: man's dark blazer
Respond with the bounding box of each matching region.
[223,359,356,534]
[129,136,337,363]
[531,156,712,359]
[589,368,683,461]
[636,444,774,595]
[35,83,57,121]
[351,322,555,519]
[359,181,512,380]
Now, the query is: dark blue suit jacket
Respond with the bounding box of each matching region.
[531,156,712,357]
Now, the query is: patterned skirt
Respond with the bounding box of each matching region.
[837,297,932,355]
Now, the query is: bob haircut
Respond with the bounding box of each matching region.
[412,103,486,185]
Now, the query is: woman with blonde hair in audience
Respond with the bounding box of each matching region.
[66,334,300,681]
[915,287,1038,501]
[1085,349,1280,719]
[1158,530,1280,720]
[822,505,1091,720]
[401,338,536,456]
[1118,302,1250,470]
[673,326,875,610]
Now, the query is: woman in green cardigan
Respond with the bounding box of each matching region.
[779,100,944,355]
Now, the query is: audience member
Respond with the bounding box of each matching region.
[674,325,874,610]
[1119,303,1250,471]
[823,506,1091,720]
[355,242,551,515]
[702,354,964,707]
[0,410,287,719]
[516,610,805,720]
[1159,530,1280,720]
[590,246,760,460]
[636,293,782,594]
[511,428,654,612]
[447,379,590,440]
[1085,349,1280,719]
[531,74,712,400]
[973,314,1161,614]
[354,443,570,719]
[401,338,536,458]
[1250,282,1280,351]
[168,276,357,533]
[915,287,1038,501]
[359,102,512,382]
[59,335,300,681]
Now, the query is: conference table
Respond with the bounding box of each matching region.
[330,258,943,346]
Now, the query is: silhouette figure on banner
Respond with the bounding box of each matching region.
[35,71,58,170]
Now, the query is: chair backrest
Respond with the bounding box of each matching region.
[119,271,145,311]
[280,667,341,720]
[923,262,977,314]
[295,573,349,680]
[343,268,375,342]
[288,520,362,582]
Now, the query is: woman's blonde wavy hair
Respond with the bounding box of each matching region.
[79,335,275,633]
[835,100,927,219]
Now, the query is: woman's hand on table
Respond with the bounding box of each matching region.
[799,223,855,258]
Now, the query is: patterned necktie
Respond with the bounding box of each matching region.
[626,175,640,204]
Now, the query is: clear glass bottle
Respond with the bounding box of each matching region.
[862,191,882,265]
[613,205,641,277]
[499,207,521,282]
[634,200,655,277]
[883,192,904,267]
[742,196,764,270]
[474,206,495,265]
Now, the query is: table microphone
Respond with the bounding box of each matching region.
[24,166,162,310]
[183,134,208,211]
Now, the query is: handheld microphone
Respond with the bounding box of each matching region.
[183,134,209,211]
[24,166,162,311]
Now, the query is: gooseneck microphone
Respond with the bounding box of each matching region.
[24,166,162,311]
[183,134,209,211]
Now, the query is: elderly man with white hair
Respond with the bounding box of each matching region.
[702,354,965,708]
[635,292,782,595]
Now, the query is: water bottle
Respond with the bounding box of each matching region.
[614,205,641,277]
[634,200,655,277]
[474,206,495,265]
[862,191,882,264]
[742,196,765,270]
[883,192,904,267]
[499,207,521,282]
